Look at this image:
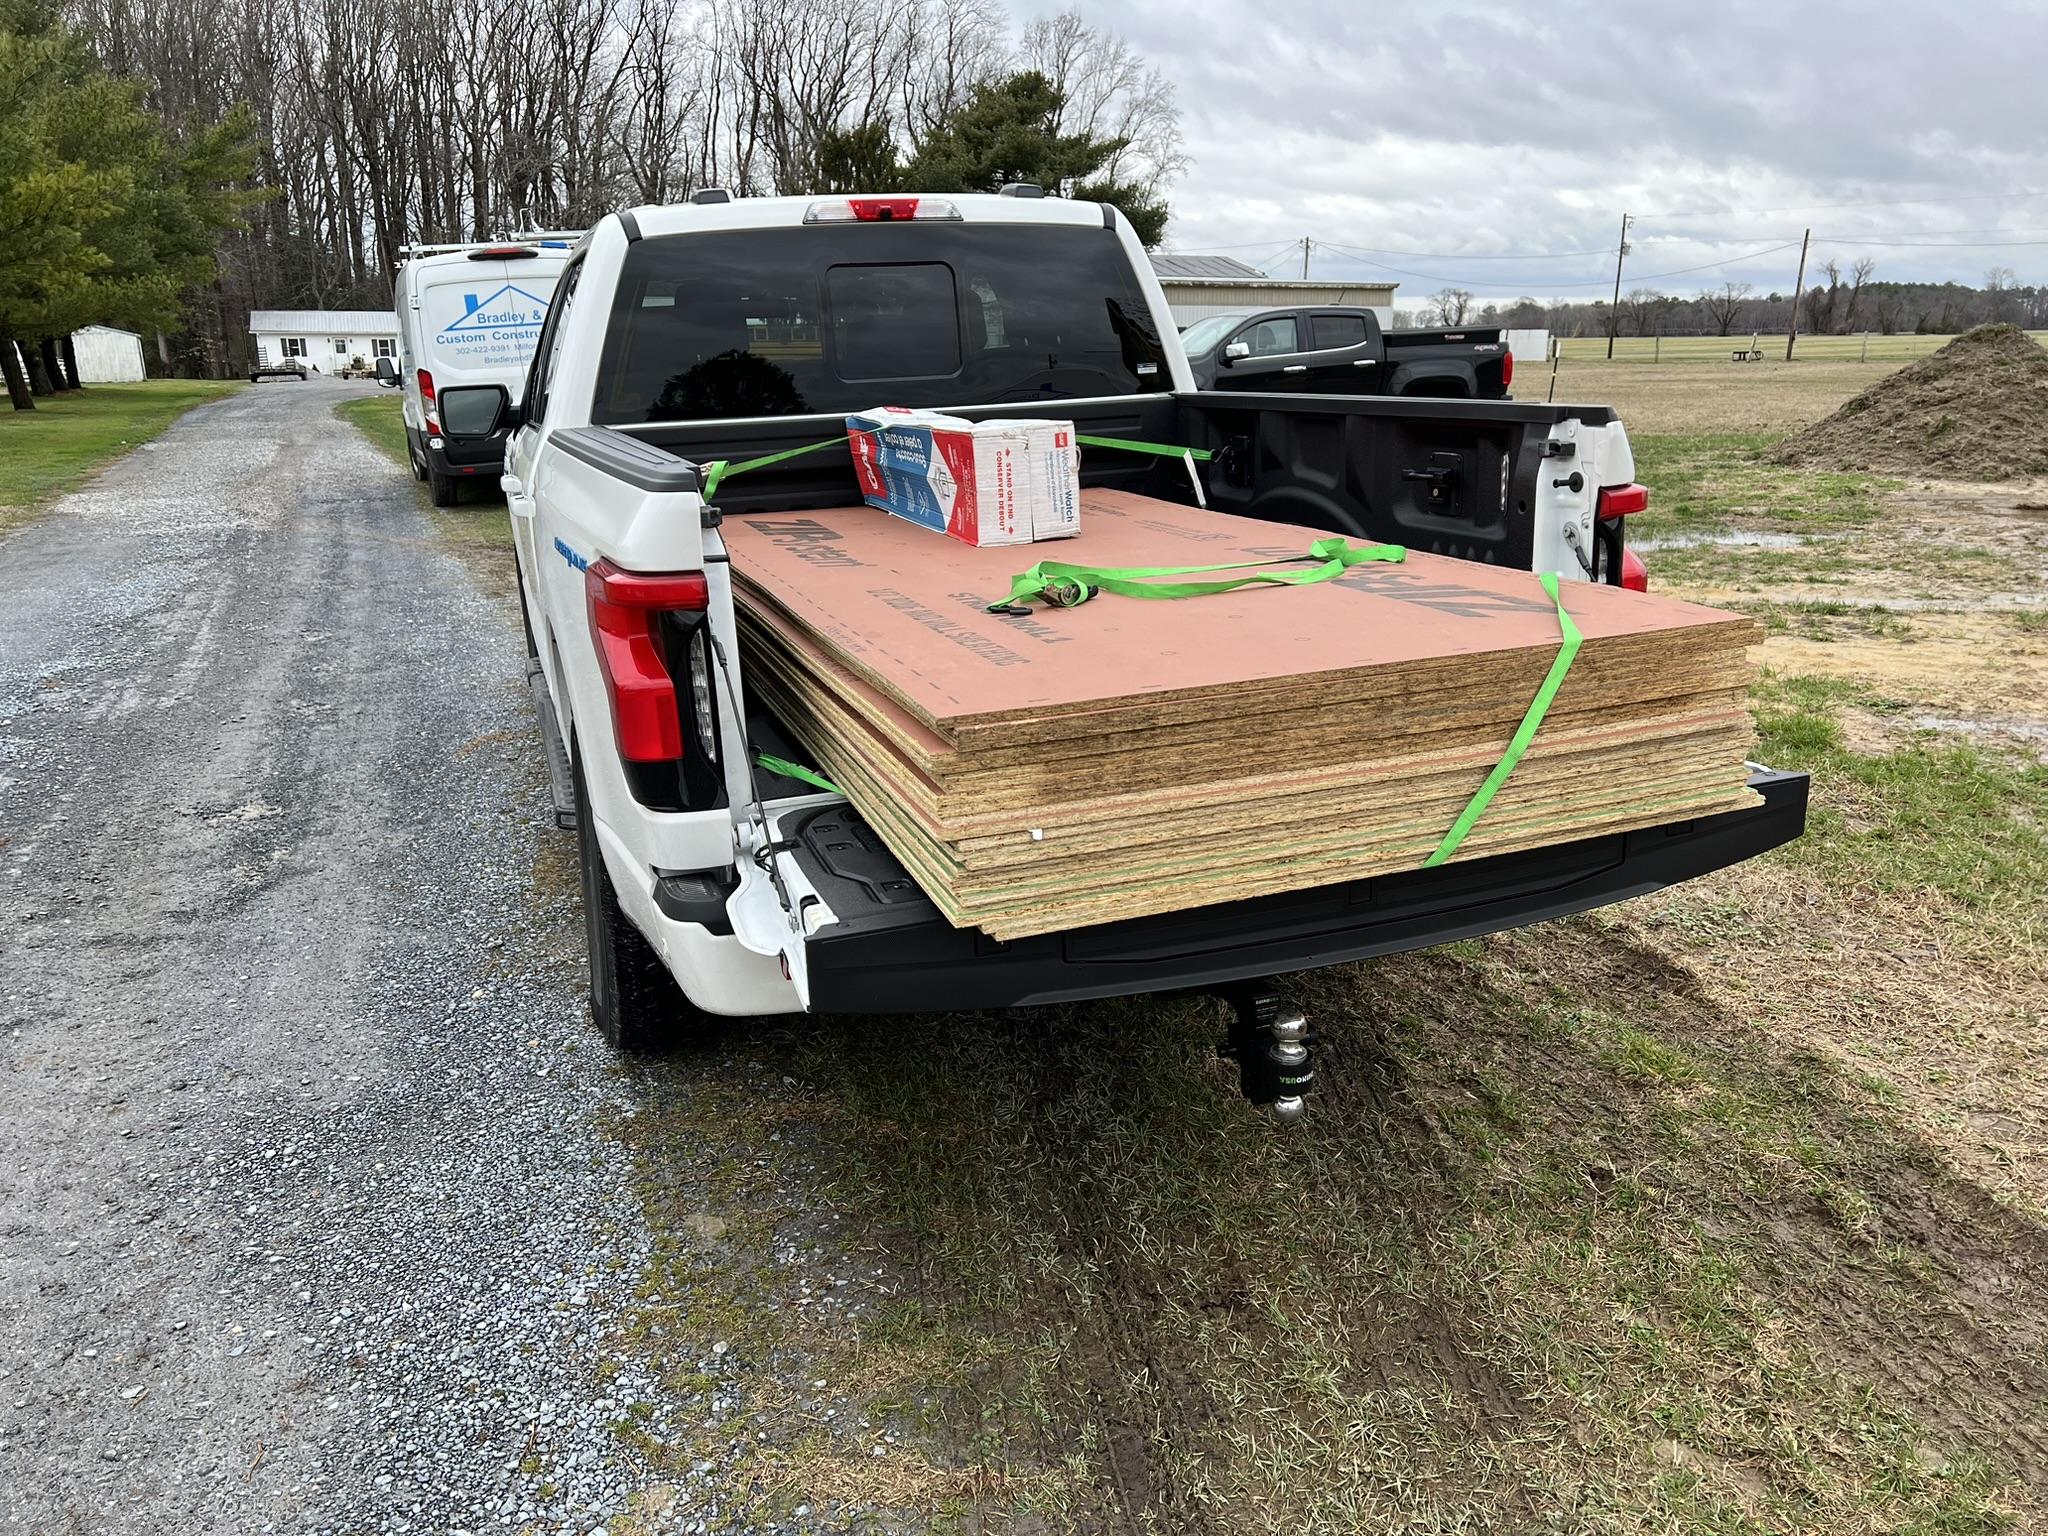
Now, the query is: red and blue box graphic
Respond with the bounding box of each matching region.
[848,407,1079,547]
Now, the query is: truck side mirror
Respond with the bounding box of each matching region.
[1222,340,1251,363]
[374,356,397,385]
[438,383,513,439]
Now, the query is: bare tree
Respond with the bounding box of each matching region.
[1803,258,1842,334]
[1983,265,2019,323]
[1842,256,1875,333]
[1700,280,1754,336]
[1622,287,1669,336]
[1020,9,1187,196]
[1426,287,1474,327]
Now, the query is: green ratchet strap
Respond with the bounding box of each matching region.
[987,535,1405,612]
[701,433,860,502]
[1423,571,1582,867]
[755,752,842,795]
[698,428,1210,503]
[1075,434,1211,461]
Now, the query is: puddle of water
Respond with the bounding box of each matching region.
[1632,530,1831,552]
[1913,715,2048,750]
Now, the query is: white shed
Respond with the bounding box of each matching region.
[69,325,147,382]
[247,309,401,375]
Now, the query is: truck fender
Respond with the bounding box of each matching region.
[1390,362,1477,398]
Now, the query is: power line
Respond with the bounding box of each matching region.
[1312,238,1803,290]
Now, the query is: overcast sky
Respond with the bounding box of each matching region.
[1070,0,2048,303]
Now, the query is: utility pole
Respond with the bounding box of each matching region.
[1301,236,1312,279]
[1785,227,1811,362]
[1606,212,1632,359]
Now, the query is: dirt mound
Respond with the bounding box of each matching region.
[1773,324,2048,479]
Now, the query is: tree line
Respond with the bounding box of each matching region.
[38,0,1184,381]
[1403,264,2048,340]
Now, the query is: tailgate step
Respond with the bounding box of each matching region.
[527,659,578,830]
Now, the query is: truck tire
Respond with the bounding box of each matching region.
[429,466,458,507]
[573,750,692,1051]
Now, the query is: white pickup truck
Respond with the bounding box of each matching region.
[431,188,1807,1112]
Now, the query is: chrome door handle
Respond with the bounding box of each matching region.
[1282,365,1307,373]
[1353,358,1377,366]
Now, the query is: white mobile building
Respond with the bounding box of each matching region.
[247,310,402,373]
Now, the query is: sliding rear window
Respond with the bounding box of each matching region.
[591,223,1167,424]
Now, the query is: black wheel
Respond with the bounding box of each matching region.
[248,374,259,383]
[428,466,458,507]
[406,433,428,481]
[572,749,695,1051]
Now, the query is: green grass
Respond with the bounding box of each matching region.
[0,379,243,530]
[1751,672,2048,919]
[1630,432,1889,540]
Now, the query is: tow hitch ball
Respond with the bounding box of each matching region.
[1219,986,1315,1122]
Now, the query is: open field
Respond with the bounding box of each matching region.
[1554,331,2048,366]
[0,379,243,531]
[327,365,2048,1531]
[1536,332,2048,435]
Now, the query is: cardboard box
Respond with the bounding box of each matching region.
[846,407,1079,546]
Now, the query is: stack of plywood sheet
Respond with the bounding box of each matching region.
[725,490,1761,939]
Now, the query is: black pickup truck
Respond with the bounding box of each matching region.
[1183,305,1513,398]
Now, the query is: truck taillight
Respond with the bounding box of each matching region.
[1597,482,1649,517]
[803,196,962,224]
[585,559,710,763]
[418,367,438,434]
[1621,547,1649,592]
[1502,350,1514,389]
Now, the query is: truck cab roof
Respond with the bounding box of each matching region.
[616,191,1117,243]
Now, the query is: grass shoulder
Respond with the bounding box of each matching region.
[0,380,244,533]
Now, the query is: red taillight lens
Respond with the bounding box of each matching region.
[1621,547,1649,592]
[1502,350,1515,389]
[803,196,961,224]
[418,367,438,434]
[585,559,710,763]
[851,197,919,222]
[468,245,537,260]
[1597,482,1649,517]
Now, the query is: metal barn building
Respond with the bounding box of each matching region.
[1149,254,1399,329]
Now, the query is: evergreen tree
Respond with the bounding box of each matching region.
[0,3,260,407]
[899,72,1172,246]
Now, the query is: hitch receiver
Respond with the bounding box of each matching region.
[1219,984,1315,1121]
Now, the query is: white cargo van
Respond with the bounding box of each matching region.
[393,240,573,506]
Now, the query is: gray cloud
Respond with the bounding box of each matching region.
[1042,0,2048,297]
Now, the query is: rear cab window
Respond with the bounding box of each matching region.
[591,223,1168,424]
[1312,312,1369,349]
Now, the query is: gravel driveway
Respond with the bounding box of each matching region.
[0,378,763,1534]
